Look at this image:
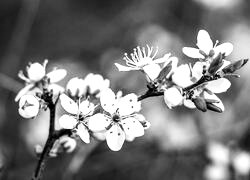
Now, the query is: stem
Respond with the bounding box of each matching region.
[138,90,163,101]
[32,103,56,180]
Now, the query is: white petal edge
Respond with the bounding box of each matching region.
[77,123,90,144]
[100,88,117,114]
[118,93,141,116]
[106,124,125,151]
[88,113,111,132]
[60,94,78,115]
[213,43,233,57]
[206,78,231,93]
[46,69,67,83]
[182,47,205,59]
[58,114,77,129]
[15,84,34,102]
[196,30,213,55]
[122,118,144,138]
[114,63,138,71]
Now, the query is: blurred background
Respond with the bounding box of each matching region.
[0,0,250,179]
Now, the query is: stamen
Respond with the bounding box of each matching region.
[214,40,219,48]
[137,46,143,59]
[43,59,48,69]
[18,71,30,83]
[152,46,158,59]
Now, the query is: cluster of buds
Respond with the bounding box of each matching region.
[15,29,248,154]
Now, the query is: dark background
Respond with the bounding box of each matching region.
[0,0,250,179]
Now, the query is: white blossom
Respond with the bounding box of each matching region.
[88,88,150,151]
[15,60,67,102]
[232,151,250,175]
[58,94,95,144]
[18,94,40,118]
[115,45,173,81]
[182,30,233,59]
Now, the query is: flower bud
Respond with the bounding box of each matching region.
[18,95,40,118]
[66,77,87,97]
[164,87,183,108]
[27,63,46,81]
[59,136,77,153]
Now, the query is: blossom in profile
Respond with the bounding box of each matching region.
[66,77,87,98]
[115,45,174,81]
[58,94,95,144]
[182,30,233,59]
[18,94,40,118]
[84,73,110,97]
[15,60,67,102]
[88,88,150,151]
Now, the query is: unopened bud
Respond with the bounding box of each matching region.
[193,97,207,112]
[164,87,183,108]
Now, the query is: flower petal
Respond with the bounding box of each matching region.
[213,43,233,57]
[197,30,213,54]
[106,124,125,151]
[206,78,231,93]
[172,64,193,88]
[164,87,183,108]
[118,93,141,116]
[46,69,67,83]
[153,53,171,64]
[88,113,111,132]
[76,123,90,143]
[122,118,144,138]
[183,99,196,109]
[15,84,34,102]
[100,88,117,114]
[142,64,161,80]
[58,114,77,129]
[79,100,95,116]
[114,63,138,71]
[182,47,205,59]
[192,61,204,81]
[60,94,78,115]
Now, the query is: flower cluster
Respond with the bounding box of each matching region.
[115,30,247,113]
[15,29,248,155]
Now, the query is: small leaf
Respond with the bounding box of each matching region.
[222,59,248,74]
[193,97,207,112]
[206,103,222,113]
[208,53,223,74]
[156,61,172,82]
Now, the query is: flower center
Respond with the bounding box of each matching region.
[112,113,121,123]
